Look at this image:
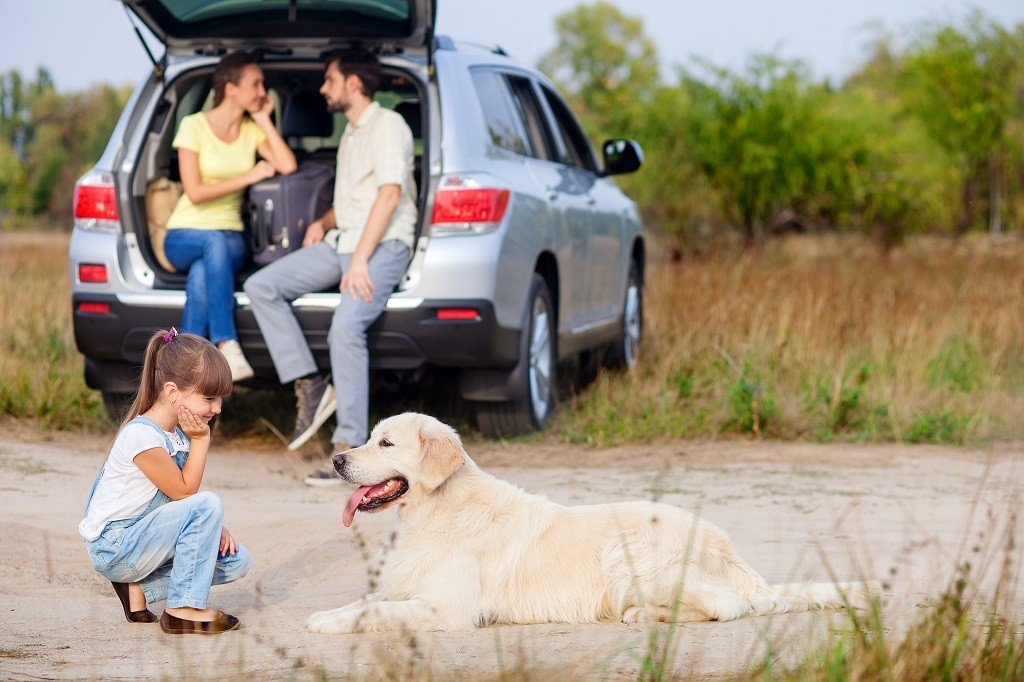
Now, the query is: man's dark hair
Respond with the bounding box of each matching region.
[324,48,381,98]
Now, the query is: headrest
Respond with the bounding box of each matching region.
[281,91,333,138]
[393,101,421,139]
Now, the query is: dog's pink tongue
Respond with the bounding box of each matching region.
[342,486,372,527]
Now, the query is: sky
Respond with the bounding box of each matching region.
[1,0,1023,93]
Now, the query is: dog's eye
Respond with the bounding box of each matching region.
[379,438,393,448]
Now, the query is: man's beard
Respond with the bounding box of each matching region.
[326,100,347,114]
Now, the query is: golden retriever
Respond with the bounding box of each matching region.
[307,413,877,633]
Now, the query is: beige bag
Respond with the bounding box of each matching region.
[145,177,182,272]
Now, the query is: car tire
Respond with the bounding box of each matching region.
[476,275,556,437]
[605,262,643,370]
[102,391,133,423]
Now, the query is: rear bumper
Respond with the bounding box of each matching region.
[72,292,520,391]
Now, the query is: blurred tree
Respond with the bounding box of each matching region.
[538,1,658,138]
[0,71,129,226]
[1,70,45,217]
[899,11,1024,234]
[680,57,839,245]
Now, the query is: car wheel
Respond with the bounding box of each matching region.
[605,263,643,370]
[476,275,556,437]
[102,391,133,422]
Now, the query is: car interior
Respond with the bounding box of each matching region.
[129,61,425,285]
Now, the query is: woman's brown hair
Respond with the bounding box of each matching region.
[211,50,259,107]
[119,329,232,430]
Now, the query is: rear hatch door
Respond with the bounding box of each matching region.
[121,0,434,56]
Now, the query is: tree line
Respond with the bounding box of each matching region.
[540,3,1024,249]
[2,3,1023,247]
[0,67,131,227]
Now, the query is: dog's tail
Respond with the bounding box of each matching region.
[749,580,881,616]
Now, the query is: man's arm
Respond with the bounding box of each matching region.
[340,184,401,301]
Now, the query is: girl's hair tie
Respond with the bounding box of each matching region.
[162,327,178,344]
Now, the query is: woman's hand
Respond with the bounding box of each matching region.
[177,405,210,441]
[248,159,276,184]
[251,96,275,126]
[219,526,238,556]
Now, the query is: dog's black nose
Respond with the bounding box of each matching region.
[331,453,346,472]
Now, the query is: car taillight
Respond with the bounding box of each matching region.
[78,263,108,283]
[78,301,111,314]
[430,180,510,235]
[73,174,119,221]
[436,308,480,321]
[431,188,509,224]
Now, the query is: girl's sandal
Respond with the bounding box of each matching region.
[111,581,159,623]
[159,611,240,635]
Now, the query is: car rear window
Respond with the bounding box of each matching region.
[470,69,533,158]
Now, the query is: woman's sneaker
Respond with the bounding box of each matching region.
[219,340,254,382]
[288,375,336,451]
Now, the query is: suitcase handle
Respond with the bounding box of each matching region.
[249,197,276,253]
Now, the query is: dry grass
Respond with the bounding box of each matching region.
[0,230,103,430]
[5,229,1024,445]
[557,232,1024,445]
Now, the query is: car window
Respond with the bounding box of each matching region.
[470,69,533,157]
[539,85,597,172]
[505,75,554,161]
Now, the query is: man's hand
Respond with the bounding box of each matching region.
[303,220,326,246]
[340,255,375,302]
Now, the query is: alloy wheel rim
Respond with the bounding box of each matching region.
[529,299,552,422]
[623,284,641,369]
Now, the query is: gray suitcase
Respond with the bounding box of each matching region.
[248,161,334,265]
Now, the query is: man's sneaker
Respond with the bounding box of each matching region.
[219,340,254,382]
[287,376,336,451]
[303,441,352,487]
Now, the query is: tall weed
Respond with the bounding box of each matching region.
[6,230,1024,445]
[557,233,1024,445]
[0,231,104,429]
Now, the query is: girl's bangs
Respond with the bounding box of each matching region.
[196,348,234,397]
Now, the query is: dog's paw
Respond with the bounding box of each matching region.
[622,606,674,624]
[307,609,356,634]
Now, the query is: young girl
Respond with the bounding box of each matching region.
[79,328,251,635]
[163,50,297,382]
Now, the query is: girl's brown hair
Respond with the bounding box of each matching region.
[211,50,259,107]
[119,329,232,430]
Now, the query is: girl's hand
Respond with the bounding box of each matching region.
[177,405,210,440]
[219,526,238,556]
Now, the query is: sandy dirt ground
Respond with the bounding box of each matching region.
[1,422,1023,680]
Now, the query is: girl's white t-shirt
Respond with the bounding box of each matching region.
[78,422,189,542]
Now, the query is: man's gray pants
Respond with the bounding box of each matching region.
[243,239,410,446]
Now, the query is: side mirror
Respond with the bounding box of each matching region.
[600,139,644,177]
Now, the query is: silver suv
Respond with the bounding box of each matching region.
[69,0,645,437]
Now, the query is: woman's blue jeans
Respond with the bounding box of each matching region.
[163,229,246,345]
[85,490,250,609]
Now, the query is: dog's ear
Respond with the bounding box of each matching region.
[417,415,466,493]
